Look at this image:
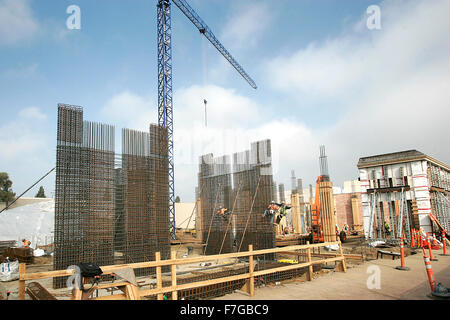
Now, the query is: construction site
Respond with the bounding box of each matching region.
[1,0,449,303]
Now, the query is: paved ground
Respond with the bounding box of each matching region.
[215,250,450,300]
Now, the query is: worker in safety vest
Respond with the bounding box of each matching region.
[275,202,291,225]
[384,221,391,235]
[343,223,349,233]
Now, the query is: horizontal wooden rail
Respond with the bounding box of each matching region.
[19,241,346,300]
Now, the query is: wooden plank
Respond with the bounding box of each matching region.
[21,242,340,281]
[138,257,344,298]
[278,251,364,260]
[91,294,127,300]
[18,263,26,300]
[90,281,130,290]
[306,241,313,281]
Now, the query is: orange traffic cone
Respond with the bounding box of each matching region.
[411,229,416,248]
[427,233,438,262]
[431,233,441,250]
[422,248,437,292]
[418,231,423,248]
[440,231,448,257]
[396,236,410,271]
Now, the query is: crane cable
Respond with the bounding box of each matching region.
[0,167,55,215]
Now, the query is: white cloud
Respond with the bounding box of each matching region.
[1,63,38,79]
[19,106,47,120]
[99,0,450,201]
[100,85,316,201]
[0,106,54,198]
[0,107,49,160]
[0,0,38,45]
[265,0,450,185]
[221,2,274,51]
[101,90,157,132]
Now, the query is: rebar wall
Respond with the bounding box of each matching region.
[122,129,154,272]
[198,140,275,256]
[54,104,115,288]
[120,125,170,275]
[198,154,233,255]
[55,104,170,287]
[237,140,276,256]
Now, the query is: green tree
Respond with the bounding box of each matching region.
[0,172,16,203]
[36,186,46,198]
[175,196,181,203]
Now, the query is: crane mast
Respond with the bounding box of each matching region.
[157,0,257,239]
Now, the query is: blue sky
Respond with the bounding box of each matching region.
[1,0,449,202]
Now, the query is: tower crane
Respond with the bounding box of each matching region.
[157,0,258,239]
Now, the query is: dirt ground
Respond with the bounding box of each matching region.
[215,246,450,300]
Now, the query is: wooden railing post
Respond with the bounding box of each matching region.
[171,250,177,300]
[155,252,163,300]
[306,241,313,281]
[338,239,347,272]
[18,263,26,300]
[249,245,254,297]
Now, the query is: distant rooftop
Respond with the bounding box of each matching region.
[357,150,449,170]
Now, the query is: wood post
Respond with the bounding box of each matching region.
[18,263,26,300]
[306,241,313,281]
[249,245,254,297]
[171,250,177,300]
[291,193,302,234]
[155,252,163,300]
[338,239,347,272]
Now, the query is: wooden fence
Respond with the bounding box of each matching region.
[18,240,346,300]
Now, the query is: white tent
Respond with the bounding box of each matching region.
[0,200,54,248]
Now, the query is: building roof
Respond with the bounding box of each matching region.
[357,150,450,171]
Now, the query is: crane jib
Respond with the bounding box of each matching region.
[157,0,257,239]
[171,0,257,89]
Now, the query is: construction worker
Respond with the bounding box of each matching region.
[264,201,279,224]
[22,239,31,248]
[275,202,291,225]
[343,223,349,233]
[384,221,391,236]
[217,206,230,221]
